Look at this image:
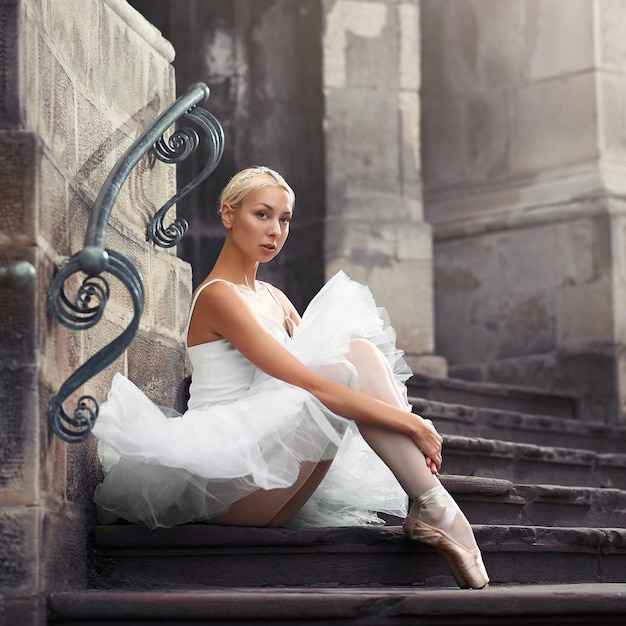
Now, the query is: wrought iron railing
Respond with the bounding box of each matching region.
[47,82,224,443]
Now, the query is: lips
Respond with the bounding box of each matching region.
[261,244,276,251]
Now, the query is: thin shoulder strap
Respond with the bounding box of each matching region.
[262,282,287,316]
[184,279,230,339]
[262,282,294,338]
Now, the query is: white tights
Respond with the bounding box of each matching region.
[343,340,478,552]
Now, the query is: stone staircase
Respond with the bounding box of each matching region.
[47,375,626,625]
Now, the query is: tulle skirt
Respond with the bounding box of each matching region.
[93,271,411,528]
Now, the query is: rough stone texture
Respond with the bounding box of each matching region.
[85,523,626,591]
[0,1,190,623]
[45,584,626,626]
[421,0,626,422]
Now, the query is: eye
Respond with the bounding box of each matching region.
[256,211,267,219]
[280,216,291,224]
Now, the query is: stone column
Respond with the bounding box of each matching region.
[421,0,626,422]
[0,1,190,622]
[322,0,443,375]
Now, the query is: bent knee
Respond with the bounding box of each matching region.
[346,338,382,364]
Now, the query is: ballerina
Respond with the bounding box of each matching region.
[93,165,489,589]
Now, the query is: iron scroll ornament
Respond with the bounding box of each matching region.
[47,83,224,442]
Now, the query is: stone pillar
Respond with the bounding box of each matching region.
[322,0,443,375]
[421,0,626,421]
[0,1,190,623]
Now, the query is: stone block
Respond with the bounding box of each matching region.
[41,287,85,396]
[398,91,422,206]
[527,0,594,81]
[75,94,117,200]
[0,132,37,244]
[398,2,419,91]
[38,382,68,501]
[327,255,434,355]
[127,332,186,409]
[81,315,128,402]
[325,219,395,266]
[41,505,88,592]
[557,280,613,346]
[38,152,69,257]
[324,0,394,89]
[598,73,626,164]
[421,0,526,102]
[67,185,90,255]
[510,72,597,176]
[0,365,38,505]
[0,246,38,366]
[488,226,563,294]
[149,252,182,341]
[119,156,176,237]
[37,39,77,174]
[23,0,49,24]
[102,223,151,331]
[497,291,557,358]
[0,594,43,626]
[21,0,42,131]
[325,87,400,208]
[397,221,431,261]
[0,507,38,594]
[48,0,99,95]
[595,0,626,70]
[0,0,20,128]
[66,435,101,506]
[99,3,175,119]
[176,260,193,339]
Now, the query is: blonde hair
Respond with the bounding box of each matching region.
[219,166,295,212]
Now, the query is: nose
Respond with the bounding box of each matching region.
[268,218,281,237]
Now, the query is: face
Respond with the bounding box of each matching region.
[223,185,293,263]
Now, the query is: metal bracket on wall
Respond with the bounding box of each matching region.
[47,82,224,443]
[0,260,36,291]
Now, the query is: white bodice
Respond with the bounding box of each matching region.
[185,280,290,410]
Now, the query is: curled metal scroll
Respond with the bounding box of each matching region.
[147,107,224,247]
[47,83,224,442]
[47,250,144,442]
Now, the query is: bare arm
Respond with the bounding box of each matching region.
[189,282,443,467]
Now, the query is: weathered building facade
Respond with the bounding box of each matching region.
[2,0,626,623]
[0,0,190,622]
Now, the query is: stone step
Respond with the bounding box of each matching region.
[47,583,626,625]
[89,524,626,591]
[441,434,626,489]
[409,397,626,454]
[407,374,578,419]
[442,475,626,528]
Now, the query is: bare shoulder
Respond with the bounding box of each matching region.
[188,280,251,346]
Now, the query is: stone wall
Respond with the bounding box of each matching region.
[0,1,190,623]
[421,0,626,421]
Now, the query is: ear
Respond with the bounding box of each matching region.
[220,204,235,229]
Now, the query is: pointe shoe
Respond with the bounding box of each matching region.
[403,513,489,589]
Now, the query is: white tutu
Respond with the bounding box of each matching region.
[93,271,410,528]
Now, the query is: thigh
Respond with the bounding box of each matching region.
[211,459,332,527]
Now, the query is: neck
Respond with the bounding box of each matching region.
[209,242,260,289]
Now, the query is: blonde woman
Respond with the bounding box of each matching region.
[94,166,489,589]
